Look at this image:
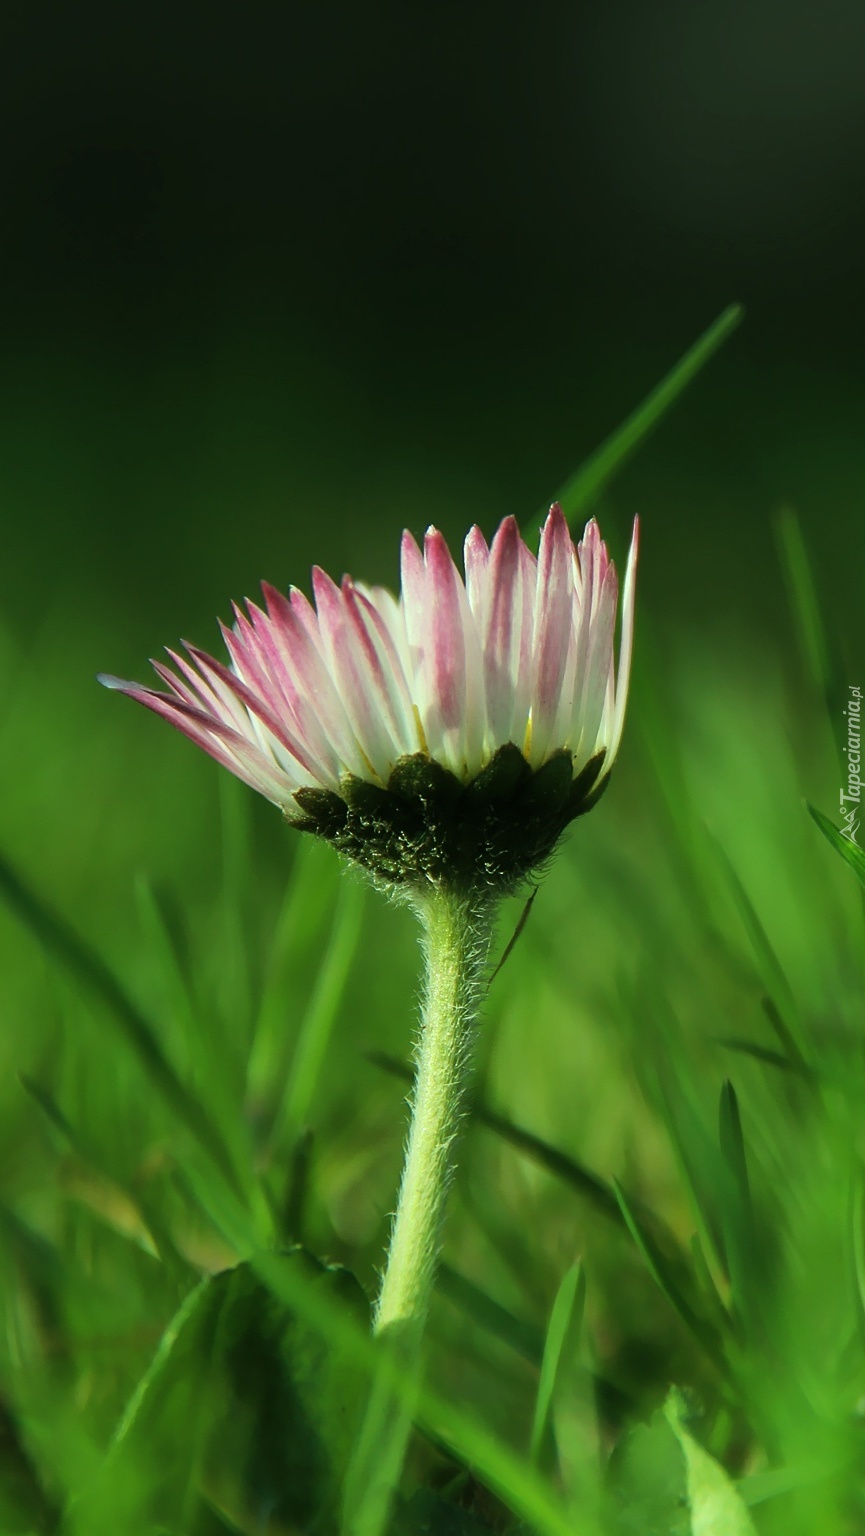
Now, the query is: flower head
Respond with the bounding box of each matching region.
[101,505,638,892]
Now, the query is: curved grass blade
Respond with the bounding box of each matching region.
[613,1180,727,1375]
[718,1080,756,1330]
[709,836,808,1068]
[645,1038,728,1291]
[218,773,254,1034]
[809,803,865,892]
[775,506,847,740]
[529,1261,585,1466]
[342,1346,420,1536]
[527,303,743,540]
[269,877,364,1151]
[438,1263,544,1365]
[246,836,336,1105]
[488,888,538,988]
[0,850,243,1199]
[718,1081,751,1216]
[849,1174,865,1339]
[19,1072,188,1276]
[715,1037,806,1074]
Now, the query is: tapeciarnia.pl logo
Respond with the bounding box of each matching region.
[840,686,862,843]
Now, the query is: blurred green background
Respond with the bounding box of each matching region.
[1,1,863,973]
[2,7,865,1530]
[2,1,864,869]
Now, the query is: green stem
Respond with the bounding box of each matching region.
[374,885,494,1341]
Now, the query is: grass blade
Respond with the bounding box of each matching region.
[718,1080,756,1330]
[718,1081,751,1216]
[342,1347,420,1536]
[134,875,199,1046]
[438,1263,544,1365]
[0,849,243,1198]
[808,803,865,892]
[613,1180,727,1375]
[709,837,808,1068]
[19,1072,188,1275]
[488,888,538,988]
[246,837,335,1105]
[529,1261,585,1466]
[775,505,845,727]
[269,877,364,1150]
[218,773,254,1033]
[526,303,743,539]
[715,1037,808,1075]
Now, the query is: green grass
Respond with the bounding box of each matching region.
[2,320,864,1533]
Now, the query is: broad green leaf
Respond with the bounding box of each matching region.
[609,1395,758,1536]
[808,803,865,892]
[606,1408,690,1536]
[527,304,743,540]
[172,1167,592,1536]
[103,1248,370,1533]
[665,1391,758,1536]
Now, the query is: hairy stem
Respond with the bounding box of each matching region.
[374,885,494,1341]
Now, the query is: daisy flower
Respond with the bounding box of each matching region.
[101,505,637,892]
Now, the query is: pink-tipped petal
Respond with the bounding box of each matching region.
[345,582,416,753]
[425,527,464,721]
[463,525,490,623]
[422,526,477,772]
[99,677,304,803]
[312,566,401,780]
[181,641,319,777]
[399,530,427,649]
[483,516,530,746]
[571,562,618,768]
[246,591,364,781]
[530,504,575,764]
[606,515,639,768]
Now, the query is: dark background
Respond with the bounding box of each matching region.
[2,0,864,655]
